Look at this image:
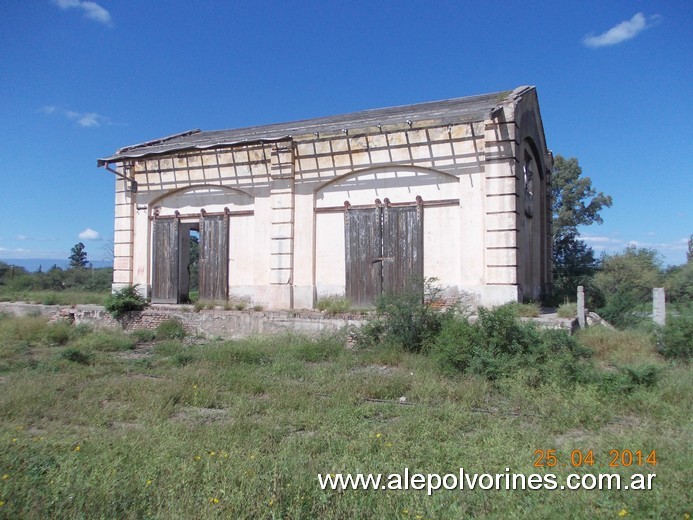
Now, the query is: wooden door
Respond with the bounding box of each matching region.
[151,218,180,303]
[345,203,423,306]
[198,214,229,301]
[382,205,423,297]
[345,206,382,307]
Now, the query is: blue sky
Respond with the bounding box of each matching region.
[1,1,691,266]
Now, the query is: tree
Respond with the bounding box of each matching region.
[69,242,88,269]
[189,234,199,292]
[687,235,693,264]
[591,246,664,328]
[551,155,612,300]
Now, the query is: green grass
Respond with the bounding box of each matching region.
[557,301,577,319]
[507,301,541,317]
[316,295,352,315]
[0,289,109,305]
[0,315,689,518]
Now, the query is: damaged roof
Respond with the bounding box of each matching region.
[98,86,530,166]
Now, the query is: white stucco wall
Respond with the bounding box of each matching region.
[110,89,551,309]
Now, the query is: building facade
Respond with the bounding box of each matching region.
[98,86,553,309]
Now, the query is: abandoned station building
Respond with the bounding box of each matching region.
[98,86,553,309]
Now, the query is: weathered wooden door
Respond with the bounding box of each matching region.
[345,203,423,306]
[345,207,383,307]
[198,214,229,301]
[151,218,180,303]
[382,205,423,296]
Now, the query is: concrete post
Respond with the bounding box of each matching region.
[577,285,586,329]
[653,288,666,326]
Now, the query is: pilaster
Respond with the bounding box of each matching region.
[268,141,295,308]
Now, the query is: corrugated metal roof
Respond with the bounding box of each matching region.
[98,87,526,165]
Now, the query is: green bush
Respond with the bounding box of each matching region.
[591,246,664,328]
[664,262,693,304]
[597,289,643,329]
[104,285,147,318]
[657,312,693,361]
[155,319,186,340]
[599,365,661,394]
[357,278,446,353]
[431,305,593,385]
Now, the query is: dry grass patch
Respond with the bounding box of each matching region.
[576,326,661,365]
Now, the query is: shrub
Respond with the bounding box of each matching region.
[664,262,693,304]
[104,285,147,318]
[155,318,186,340]
[597,289,643,329]
[599,365,661,394]
[431,304,593,385]
[591,246,664,328]
[357,278,446,353]
[657,311,693,361]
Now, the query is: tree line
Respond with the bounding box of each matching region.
[0,242,112,293]
[551,155,692,327]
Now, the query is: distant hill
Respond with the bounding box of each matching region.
[0,259,113,273]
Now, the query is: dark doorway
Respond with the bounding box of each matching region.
[344,201,423,306]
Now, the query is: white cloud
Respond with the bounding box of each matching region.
[41,106,110,128]
[583,13,657,48]
[16,235,28,241]
[79,228,102,240]
[66,111,103,128]
[53,0,112,26]
[582,235,623,245]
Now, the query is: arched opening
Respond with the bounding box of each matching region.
[519,139,547,301]
[149,185,254,303]
[314,166,459,305]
